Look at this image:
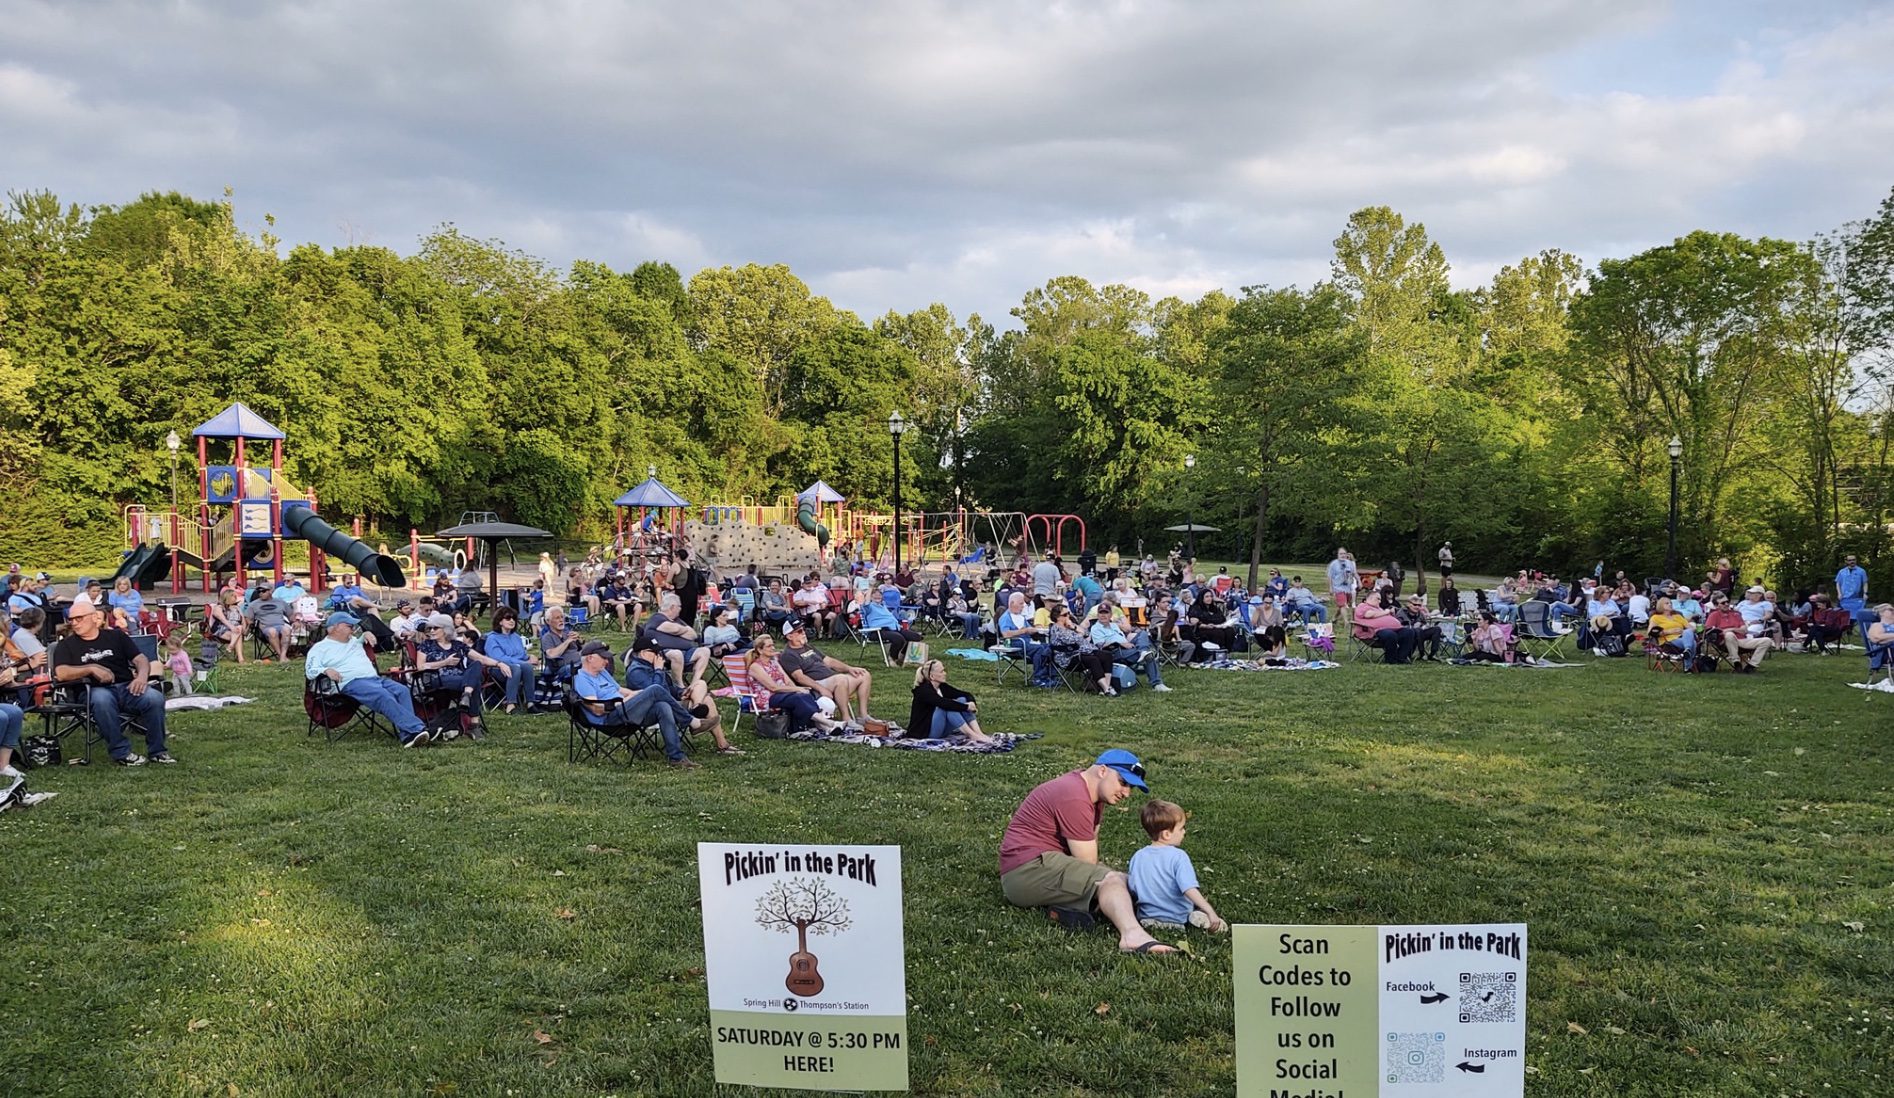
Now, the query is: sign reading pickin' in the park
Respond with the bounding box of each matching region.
[1234,923,1528,1097]
[698,843,909,1091]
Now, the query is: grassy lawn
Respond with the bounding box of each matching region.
[2,634,1890,1096]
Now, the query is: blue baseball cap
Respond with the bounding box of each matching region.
[1096,748,1148,791]
[324,611,360,629]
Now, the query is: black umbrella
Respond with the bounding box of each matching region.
[437,521,553,622]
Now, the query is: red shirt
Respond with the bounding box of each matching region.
[1704,608,1745,632]
[998,771,1100,875]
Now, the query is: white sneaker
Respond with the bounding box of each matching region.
[842,719,864,733]
[1152,683,1173,693]
[0,764,22,781]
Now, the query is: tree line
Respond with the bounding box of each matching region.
[2,185,1891,594]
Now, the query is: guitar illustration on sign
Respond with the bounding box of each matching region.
[755,877,854,998]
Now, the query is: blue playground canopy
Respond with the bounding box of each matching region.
[798,480,846,504]
[192,402,285,440]
[614,474,688,509]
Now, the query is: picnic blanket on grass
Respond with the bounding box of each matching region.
[165,695,256,711]
[1847,679,1894,693]
[946,647,1001,662]
[1201,657,1338,671]
[784,728,1041,753]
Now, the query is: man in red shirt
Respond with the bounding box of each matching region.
[1704,593,1771,672]
[998,749,1174,954]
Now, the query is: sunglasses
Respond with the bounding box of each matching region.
[1113,761,1147,781]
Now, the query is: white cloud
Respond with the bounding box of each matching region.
[0,0,1890,321]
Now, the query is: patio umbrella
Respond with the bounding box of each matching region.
[1164,524,1221,533]
[436,520,553,621]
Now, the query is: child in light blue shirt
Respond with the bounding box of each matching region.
[1127,799,1227,932]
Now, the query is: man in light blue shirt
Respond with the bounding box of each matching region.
[572,640,697,769]
[305,612,427,745]
[1836,555,1868,611]
[996,592,1054,685]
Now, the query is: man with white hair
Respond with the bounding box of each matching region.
[306,611,431,746]
[638,593,710,688]
[538,605,584,681]
[52,594,173,765]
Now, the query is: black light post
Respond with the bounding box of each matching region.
[889,411,909,576]
[1666,435,1682,580]
[1184,453,1197,561]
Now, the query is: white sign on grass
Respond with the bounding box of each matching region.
[1234,922,1528,1097]
[698,842,909,1092]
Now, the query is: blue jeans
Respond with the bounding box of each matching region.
[490,660,534,705]
[955,612,983,639]
[87,683,167,760]
[434,669,485,715]
[1110,646,1163,686]
[1493,602,1517,623]
[0,701,21,752]
[340,675,426,740]
[930,709,972,738]
[1288,603,1327,624]
[768,691,822,731]
[607,682,685,761]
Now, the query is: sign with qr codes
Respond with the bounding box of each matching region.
[1233,923,1527,1097]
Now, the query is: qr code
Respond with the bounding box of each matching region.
[1460,971,1519,1023]
[1384,1031,1445,1084]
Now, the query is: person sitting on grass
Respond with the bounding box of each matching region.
[744,634,841,734]
[1704,592,1772,673]
[1250,595,1288,661]
[54,594,174,766]
[997,749,1175,955]
[572,640,699,770]
[481,607,538,714]
[415,614,501,737]
[640,594,711,688]
[1351,591,1420,664]
[1128,799,1227,933]
[623,638,742,756]
[907,658,993,742]
[1646,596,1696,656]
[1463,611,1511,663]
[779,621,878,729]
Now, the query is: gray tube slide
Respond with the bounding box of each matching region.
[282,505,407,588]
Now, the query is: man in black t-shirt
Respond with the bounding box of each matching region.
[52,594,172,766]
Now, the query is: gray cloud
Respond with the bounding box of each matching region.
[2,0,1890,323]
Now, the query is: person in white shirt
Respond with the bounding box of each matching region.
[1736,586,1775,635]
[793,579,836,638]
[1625,590,1652,625]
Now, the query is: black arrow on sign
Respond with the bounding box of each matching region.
[1456,1062,1486,1074]
[1420,992,1449,1004]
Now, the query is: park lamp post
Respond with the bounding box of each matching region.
[166,429,181,513]
[1666,435,1683,581]
[1184,453,1197,562]
[889,411,909,577]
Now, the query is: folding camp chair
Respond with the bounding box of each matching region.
[857,626,899,667]
[1866,641,1894,689]
[989,643,1032,685]
[563,685,660,764]
[303,676,397,744]
[39,677,154,764]
[1514,601,1573,663]
[714,652,777,737]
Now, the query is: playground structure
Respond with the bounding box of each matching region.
[617,471,1089,578]
[120,402,406,593]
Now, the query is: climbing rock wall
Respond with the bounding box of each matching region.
[685,519,824,579]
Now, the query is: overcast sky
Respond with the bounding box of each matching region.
[5,0,1892,324]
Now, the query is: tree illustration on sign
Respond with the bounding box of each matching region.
[755,876,853,997]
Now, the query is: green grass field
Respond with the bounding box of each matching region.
[3,635,1889,1097]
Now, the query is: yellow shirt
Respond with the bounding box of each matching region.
[1032,607,1052,629]
[1649,611,1689,644]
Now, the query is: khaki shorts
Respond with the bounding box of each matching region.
[1001,852,1112,910]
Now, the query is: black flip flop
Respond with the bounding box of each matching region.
[1121,940,1176,955]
